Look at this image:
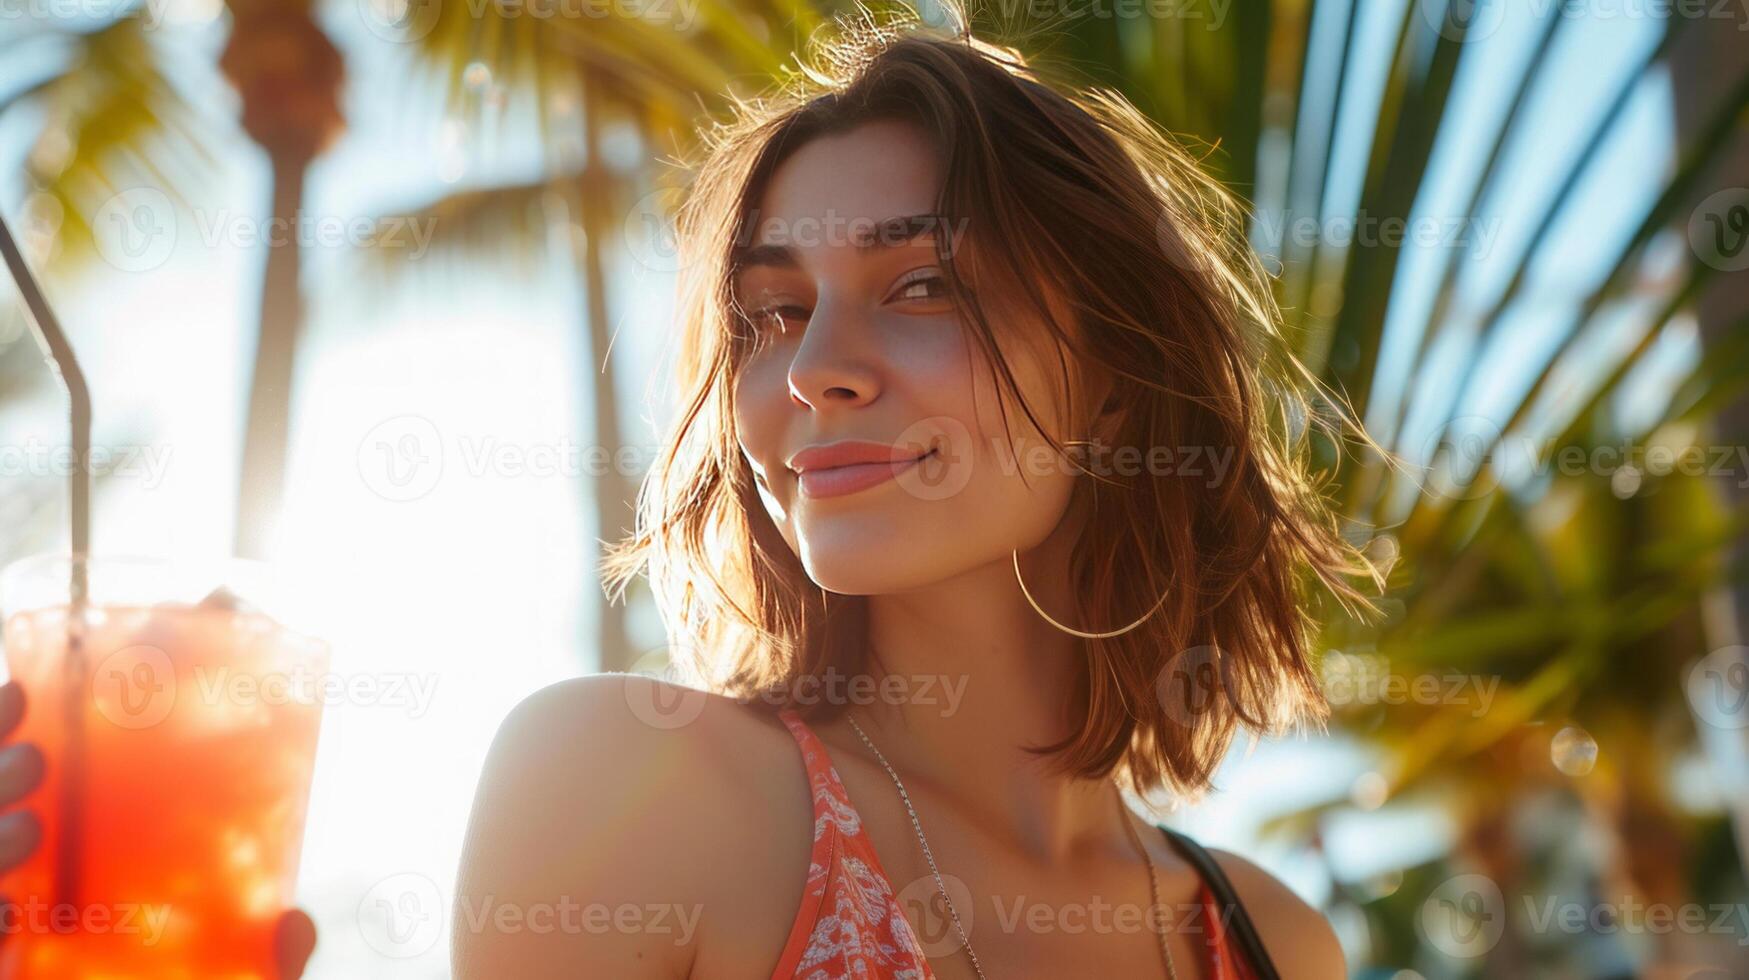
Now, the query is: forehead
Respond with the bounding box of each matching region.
[753,118,941,236]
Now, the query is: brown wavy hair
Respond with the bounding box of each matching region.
[604,4,1382,799]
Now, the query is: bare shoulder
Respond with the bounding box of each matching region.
[1207,848,1345,980]
[453,673,812,979]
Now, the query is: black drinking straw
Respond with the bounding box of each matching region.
[0,210,89,908]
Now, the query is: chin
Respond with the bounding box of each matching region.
[797,546,914,596]
[793,526,944,596]
[800,566,905,596]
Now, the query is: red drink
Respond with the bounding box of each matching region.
[0,559,328,978]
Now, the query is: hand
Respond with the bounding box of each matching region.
[275,907,318,979]
[0,680,44,874]
[0,681,318,977]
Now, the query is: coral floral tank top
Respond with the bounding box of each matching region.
[769,709,1259,980]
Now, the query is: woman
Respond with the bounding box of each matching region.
[455,8,1378,979]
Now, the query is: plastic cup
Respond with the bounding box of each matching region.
[0,555,328,978]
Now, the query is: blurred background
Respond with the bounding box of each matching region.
[1,0,1746,975]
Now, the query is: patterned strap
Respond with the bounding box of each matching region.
[1158,827,1282,980]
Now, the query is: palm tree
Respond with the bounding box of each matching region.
[218,0,345,559]
[1669,0,1749,916]
[2,2,348,562]
[0,14,220,560]
[357,0,825,671]
[1043,1,1749,972]
[3,0,817,669]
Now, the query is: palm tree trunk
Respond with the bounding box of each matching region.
[234,151,307,560]
[580,74,636,672]
[218,0,342,560]
[1671,16,1749,877]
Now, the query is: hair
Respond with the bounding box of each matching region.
[604,3,1383,800]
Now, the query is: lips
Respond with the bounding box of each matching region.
[788,440,937,500]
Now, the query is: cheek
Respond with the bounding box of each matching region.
[803,331,1078,592]
[733,351,791,455]
[732,353,802,540]
[726,321,1083,595]
[950,346,1081,550]
[935,311,1091,553]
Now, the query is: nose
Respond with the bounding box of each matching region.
[785,298,881,411]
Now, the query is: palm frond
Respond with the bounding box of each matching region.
[345,178,578,294]
[14,18,220,277]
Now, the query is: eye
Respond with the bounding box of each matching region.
[748,303,810,333]
[889,268,950,304]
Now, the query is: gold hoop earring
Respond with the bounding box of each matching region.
[1011,549,1169,640]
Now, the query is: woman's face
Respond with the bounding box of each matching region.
[731,118,1095,595]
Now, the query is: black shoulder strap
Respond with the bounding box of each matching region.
[1159,827,1281,980]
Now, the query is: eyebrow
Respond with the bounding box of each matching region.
[729,213,948,274]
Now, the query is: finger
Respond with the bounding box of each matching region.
[0,810,40,873]
[273,907,317,980]
[0,743,44,806]
[0,683,25,741]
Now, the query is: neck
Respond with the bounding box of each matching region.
[840,516,1140,865]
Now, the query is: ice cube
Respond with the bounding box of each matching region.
[198,586,258,615]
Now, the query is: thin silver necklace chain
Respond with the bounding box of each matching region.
[845,715,1180,980]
